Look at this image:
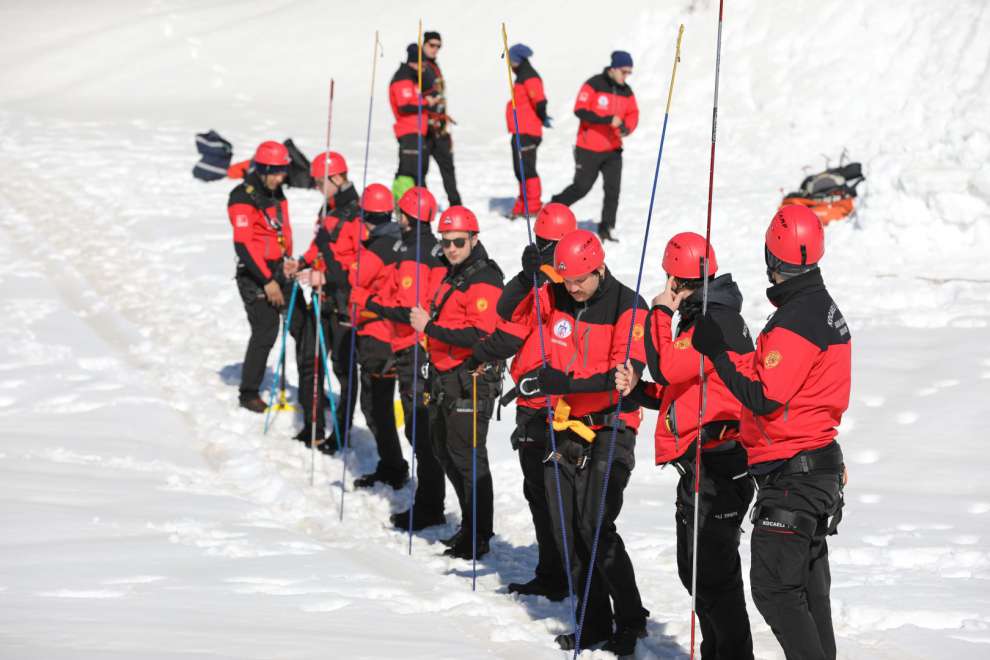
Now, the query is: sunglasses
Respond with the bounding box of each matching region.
[425,41,442,48]
[440,237,468,249]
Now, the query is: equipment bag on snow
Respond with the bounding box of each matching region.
[781,161,865,225]
[192,130,233,182]
[283,139,315,189]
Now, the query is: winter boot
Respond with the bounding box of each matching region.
[602,625,647,657]
[507,577,568,602]
[441,528,463,548]
[239,394,267,414]
[443,533,491,560]
[524,177,542,215]
[598,223,617,243]
[390,509,446,531]
[510,182,526,218]
[554,627,610,652]
[354,467,409,490]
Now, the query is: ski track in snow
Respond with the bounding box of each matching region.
[1,1,990,658]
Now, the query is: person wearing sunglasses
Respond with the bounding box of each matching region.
[550,50,639,243]
[389,43,441,203]
[409,207,504,560]
[227,140,302,413]
[504,42,550,219]
[420,30,462,207]
[508,228,650,655]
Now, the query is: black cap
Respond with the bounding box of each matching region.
[406,43,420,63]
[423,31,441,43]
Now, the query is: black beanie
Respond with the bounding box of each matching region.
[406,43,419,63]
[423,31,441,43]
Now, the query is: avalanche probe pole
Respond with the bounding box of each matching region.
[572,26,684,658]
[471,372,478,591]
[340,30,383,521]
[501,22,578,629]
[689,4,724,659]
[264,281,300,433]
[407,18,425,556]
[310,291,322,486]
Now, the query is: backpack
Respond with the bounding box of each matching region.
[192,130,233,182]
[282,139,315,189]
[781,159,865,225]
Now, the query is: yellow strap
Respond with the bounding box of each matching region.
[540,264,563,284]
[551,399,597,443]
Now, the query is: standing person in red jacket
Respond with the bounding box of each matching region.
[692,206,850,660]
[551,51,638,243]
[615,233,756,659]
[362,187,449,530]
[409,207,504,560]
[228,141,301,413]
[390,44,439,202]
[347,184,408,490]
[466,203,575,600]
[517,229,650,655]
[421,31,462,207]
[505,43,551,218]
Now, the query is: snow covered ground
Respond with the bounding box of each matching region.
[1,1,989,658]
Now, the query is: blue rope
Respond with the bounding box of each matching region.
[315,300,343,451]
[573,104,674,658]
[263,280,300,434]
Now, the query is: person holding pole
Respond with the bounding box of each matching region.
[389,44,439,203]
[504,43,549,218]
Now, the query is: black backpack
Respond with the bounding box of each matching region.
[192,130,232,182]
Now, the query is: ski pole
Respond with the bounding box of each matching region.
[471,371,478,591]
[404,18,426,556]
[310,290,322,486]
[315,310,343,452]
[690,5,724,658]
[341,30,383,522]
[573,25,684,658]
[501,21,577,632]
[264,280,300,433]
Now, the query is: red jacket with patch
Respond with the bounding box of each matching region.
[710,269,852,465]
[505,59,548,138]
[425,243,503,373]
[389,64,432,138]
[348,223,402,344]
[636,276,755,464]
[227,172,292,284]
[573,70,639,153]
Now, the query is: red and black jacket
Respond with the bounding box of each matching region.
[227,172,292,285]
[425,243,504,373]
[298,184,361,299]
[629,275,755,464]
[510,269,647,431]
[710,269,852,466]
[505,59,548,138]
[573,70,639,153]
[423,58,449,134]
[348,222,402,344]
[389,63,434,138]
[365,223,447,352]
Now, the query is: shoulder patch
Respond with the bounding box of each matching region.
[553,318,573,339]
[764,350,782,369]
[235,214,249,228]
[402,276,413,289]
[632,324,644,340]
[674,337,691,350]
[476,297,489,312]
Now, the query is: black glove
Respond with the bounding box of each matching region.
[691,312,729,358]
[537,367,571,394]
[521,243,540,279]
[619,121,629,137]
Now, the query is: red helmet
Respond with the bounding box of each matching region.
[398,187,438,223]
[253,140,290,166]
[310,151,347,179]
[438,206,479,233]
[766,204,825,266]
[554,229,605,277]
[662,232,717,279]
[361,183,394,213]
[534,203,577,241]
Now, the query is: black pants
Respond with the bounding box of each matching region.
[396,133,429,182]
[751,443,845,660]
[429,369,495,541]
[515,406,566,588]
[296,306,330,433]
[237,273,304,400]
[551,147,623,231]
[674,443,755,660]
[510,135,541,181]
[357,335,407,477]
[546,428,648,641]
[396,346,445,518]
[426,132,461,206]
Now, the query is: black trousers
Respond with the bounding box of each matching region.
[357,335,407,477]
[295,306,330,433]
[396,346,445,518]
[751,443,845,660]
[674,443,755,660]
[551,147,623,230]
[425,132,461,206]
[429,370,495,541]
[237,273,304,400]
[396,133,429,182]
[545,428,648,641]
[515,406,566,588]
[510,135,541,181]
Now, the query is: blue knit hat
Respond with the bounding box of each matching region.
[508,43,533,64]
[610,50,633,69]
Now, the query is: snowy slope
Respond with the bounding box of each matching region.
[1,1,989,658]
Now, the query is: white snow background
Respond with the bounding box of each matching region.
[1,0,989,658]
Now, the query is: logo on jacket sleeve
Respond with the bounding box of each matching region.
[553,319,573,339]
[402,276,413,289]
[578,91,589,102]
[476,298,489,312]
[597,95,609,108]
[402,87,413,98]
[235,214,249,228]
[764,350,782,369]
